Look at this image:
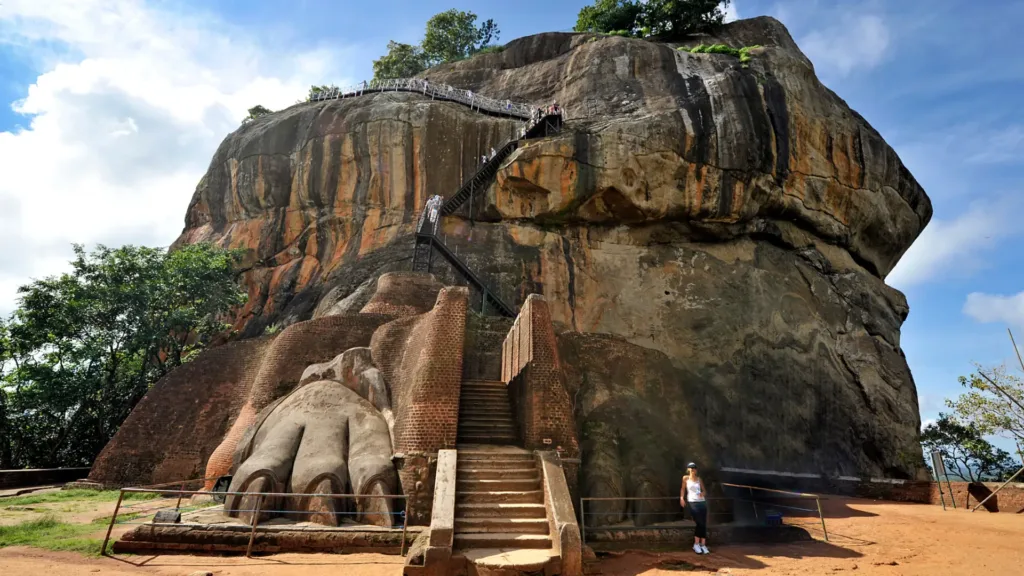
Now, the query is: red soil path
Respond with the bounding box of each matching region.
[0,498,1020,575]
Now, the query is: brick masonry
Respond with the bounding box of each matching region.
[88,337,272,487]
[371,287,468,455]
[858,479,1024,512]
[501,294,579,458]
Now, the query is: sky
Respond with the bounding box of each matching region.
[0,1,1021,453]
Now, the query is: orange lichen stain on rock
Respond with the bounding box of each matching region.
[322,220,354,275]
[357,209,392,256]
[295,255,321,289]
[227,158,242,218]
[831,131,865,189]
[820,178,853,226]
[334,134,358,214]
[281,208,310,248]
[254,156,267,210]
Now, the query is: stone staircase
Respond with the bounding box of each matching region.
[458,380,518,445]
[453,448,552,552]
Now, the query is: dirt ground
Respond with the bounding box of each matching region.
[0,497,1021,575]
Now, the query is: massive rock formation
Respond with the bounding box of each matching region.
[106,17,930,511]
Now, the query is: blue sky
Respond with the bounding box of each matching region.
[0,1,1021,453]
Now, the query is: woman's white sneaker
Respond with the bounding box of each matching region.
[693,543,703,554]
[700,544,710,554]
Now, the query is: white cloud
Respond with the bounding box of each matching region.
[0,0,358,315]
[886,198,1023,289]
[921,418,936,431]
[965,125,1024,165]
[799,13,890,78]
[964,292,1024,329]
[722,1,740,23]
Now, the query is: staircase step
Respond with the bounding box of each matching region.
[458,468,538,480]
[459,413,513,421]
[459,393,509,402]
[454,533,551,550]
[454,459,534,470]
[456,503,547,518]
[458,432,516,440]
[462,380,506,387]
[459,421,516,430]
[457,490,544,504]
[458,478,541,491]
[462,407,516,416]
[455,517,550,535]
[458,451,534,461]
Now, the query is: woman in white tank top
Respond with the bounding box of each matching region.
[681,462,709,554]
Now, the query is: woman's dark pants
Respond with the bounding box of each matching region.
[689,501,708,539]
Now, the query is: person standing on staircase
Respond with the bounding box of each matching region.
[682,462,710,555]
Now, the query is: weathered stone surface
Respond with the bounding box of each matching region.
[167,16,930,508]
[226,380,397,527]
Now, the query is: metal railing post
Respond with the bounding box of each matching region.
[246,493,265,558]
[580,497,586,546]
[100,489,125,556]
[816,497,829,542]
[174,480,186,511]
[400,498,410,556]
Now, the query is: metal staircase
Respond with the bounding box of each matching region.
[411,114,563,317]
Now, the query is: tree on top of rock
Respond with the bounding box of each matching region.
[372,9,500,81]
[373,41,429,81]
[243,105,273,124]
[574,0,643,35]
[575,0,731,39]
[422,9,499,64]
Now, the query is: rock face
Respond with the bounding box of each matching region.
[172,16,931,499]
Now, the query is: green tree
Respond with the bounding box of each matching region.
[574,0,643,35]
[307,84,339,101]
[373,41,429,80]
[949,365,1024,445]
[639,0,730,39]
[243,105,273,123]
[421,9,500,65]
[921,413,1018,482]
[0,243,246,468]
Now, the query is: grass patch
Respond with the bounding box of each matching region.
[0,516,105,555]
[3,489,160,507]
[682,44,762,66]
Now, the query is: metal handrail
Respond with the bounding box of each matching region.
[101,486,411,557]
[579,490,830,545]
[308,77,537,119]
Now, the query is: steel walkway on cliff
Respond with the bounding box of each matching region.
[410,112,564,317]
[309,77,534,120]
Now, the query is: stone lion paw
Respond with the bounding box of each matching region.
[224,379,398,527]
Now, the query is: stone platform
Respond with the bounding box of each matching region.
[583,522,813,550]
[113,504,423,555]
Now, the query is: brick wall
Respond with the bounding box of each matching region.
[371,286,468,454]
[859,480,1024,512]
[502,295,579,458]
[88,337,272,487]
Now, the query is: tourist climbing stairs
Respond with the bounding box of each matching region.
[453,448,551,551]
[410,105,563,317]
[441,114,563,217]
